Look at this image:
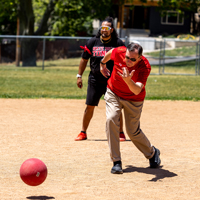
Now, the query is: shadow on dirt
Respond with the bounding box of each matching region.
[89,139,132,141]
[26,196,55,200]
[123,165,177,182]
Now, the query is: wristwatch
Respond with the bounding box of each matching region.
[76,74,82,78]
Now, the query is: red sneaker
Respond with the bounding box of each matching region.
[119,132,126,142]
[75,132,87,141]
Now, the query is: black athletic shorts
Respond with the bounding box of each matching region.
[86,73,107,106]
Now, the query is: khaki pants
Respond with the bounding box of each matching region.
[104,88,154,162]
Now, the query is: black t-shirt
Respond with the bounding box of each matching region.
[82,36,125,83]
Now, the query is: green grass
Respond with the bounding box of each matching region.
[150,60,198,74]
[37,58,82,67]
[145,45,199,74]
[0,64,89,99]
[145,45,197,57]
[0,59,200,101]
[146,75,200,101]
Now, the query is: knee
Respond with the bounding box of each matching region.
[107,112,120,126]
[128,127,141,137]
[85,105,95,112]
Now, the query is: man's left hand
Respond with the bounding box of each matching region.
[117,67,135,83]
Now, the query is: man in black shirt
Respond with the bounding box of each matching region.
[75,17,126,141]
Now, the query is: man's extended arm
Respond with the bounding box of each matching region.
[77,58,88,88]
[100,48,113,78]
[117,67,143,95]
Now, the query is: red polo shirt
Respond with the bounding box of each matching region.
[107,46,151,101]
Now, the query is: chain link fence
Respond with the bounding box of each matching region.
[0,35,199,75]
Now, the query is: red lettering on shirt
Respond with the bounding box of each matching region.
[92,47,113,57]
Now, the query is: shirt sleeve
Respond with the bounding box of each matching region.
[81,38,95,60]
[136,60,151,86]
[110,47,118,61]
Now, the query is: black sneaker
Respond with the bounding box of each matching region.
[111,161,123,174]
[149,147,161,168]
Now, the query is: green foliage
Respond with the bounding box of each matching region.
[2,0,200,36]
[0,0,18,34]
[157,0,200,12]
[32,0,113,36]
[33,0,49,32]
[47,0,113,36]
[1,0,113,36]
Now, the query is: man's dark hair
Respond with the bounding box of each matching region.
[96,16,119,39]
[127,42,143,56]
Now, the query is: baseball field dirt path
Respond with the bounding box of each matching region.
[0,99,200,200]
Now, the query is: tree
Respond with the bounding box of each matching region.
[0,0,18,35]
[18,0,59,66]
[45,0,113,36]
[0,0,114,66]
[18,0,113,66]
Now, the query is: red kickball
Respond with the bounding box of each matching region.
[20,158,48,186]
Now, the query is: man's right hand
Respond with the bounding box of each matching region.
[77,77,83,88]
[100,64,110,78]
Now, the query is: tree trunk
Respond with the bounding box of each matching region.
[191,13,197,35]
[21,38,38,66]
[18,0,58,66]
[19,0,36,66]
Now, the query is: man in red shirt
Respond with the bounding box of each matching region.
[100,42,161,174]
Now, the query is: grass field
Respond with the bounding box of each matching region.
[0,58,200,100]
[145,46,197,57]
[150,60,198,75]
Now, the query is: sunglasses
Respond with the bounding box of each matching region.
[125,55,138,62]
[100,26,112,31]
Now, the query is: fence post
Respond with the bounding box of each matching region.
[125,36,129,46]
[198,40,200,75]
[159,40,162,75]
[42,38,46,70]
[162,39,166,74]
[16,18,20,67]
[195,41,198,75]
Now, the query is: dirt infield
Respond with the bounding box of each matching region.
[0,99,200,200]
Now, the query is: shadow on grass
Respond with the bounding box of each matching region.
[26,196,55,200]
[123,165,177,182]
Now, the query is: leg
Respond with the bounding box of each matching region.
[122,100,154,159]
[119,113,126,141]
[123,100,161,168]
[105,89,123,174]
[119,113,123,132]
[81,105,95,132]
[75,74,106,141]
[75,105,95,141]
[105,89,122,162]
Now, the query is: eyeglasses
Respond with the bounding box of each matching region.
[100,26,112,31]
[125,55,138,62]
